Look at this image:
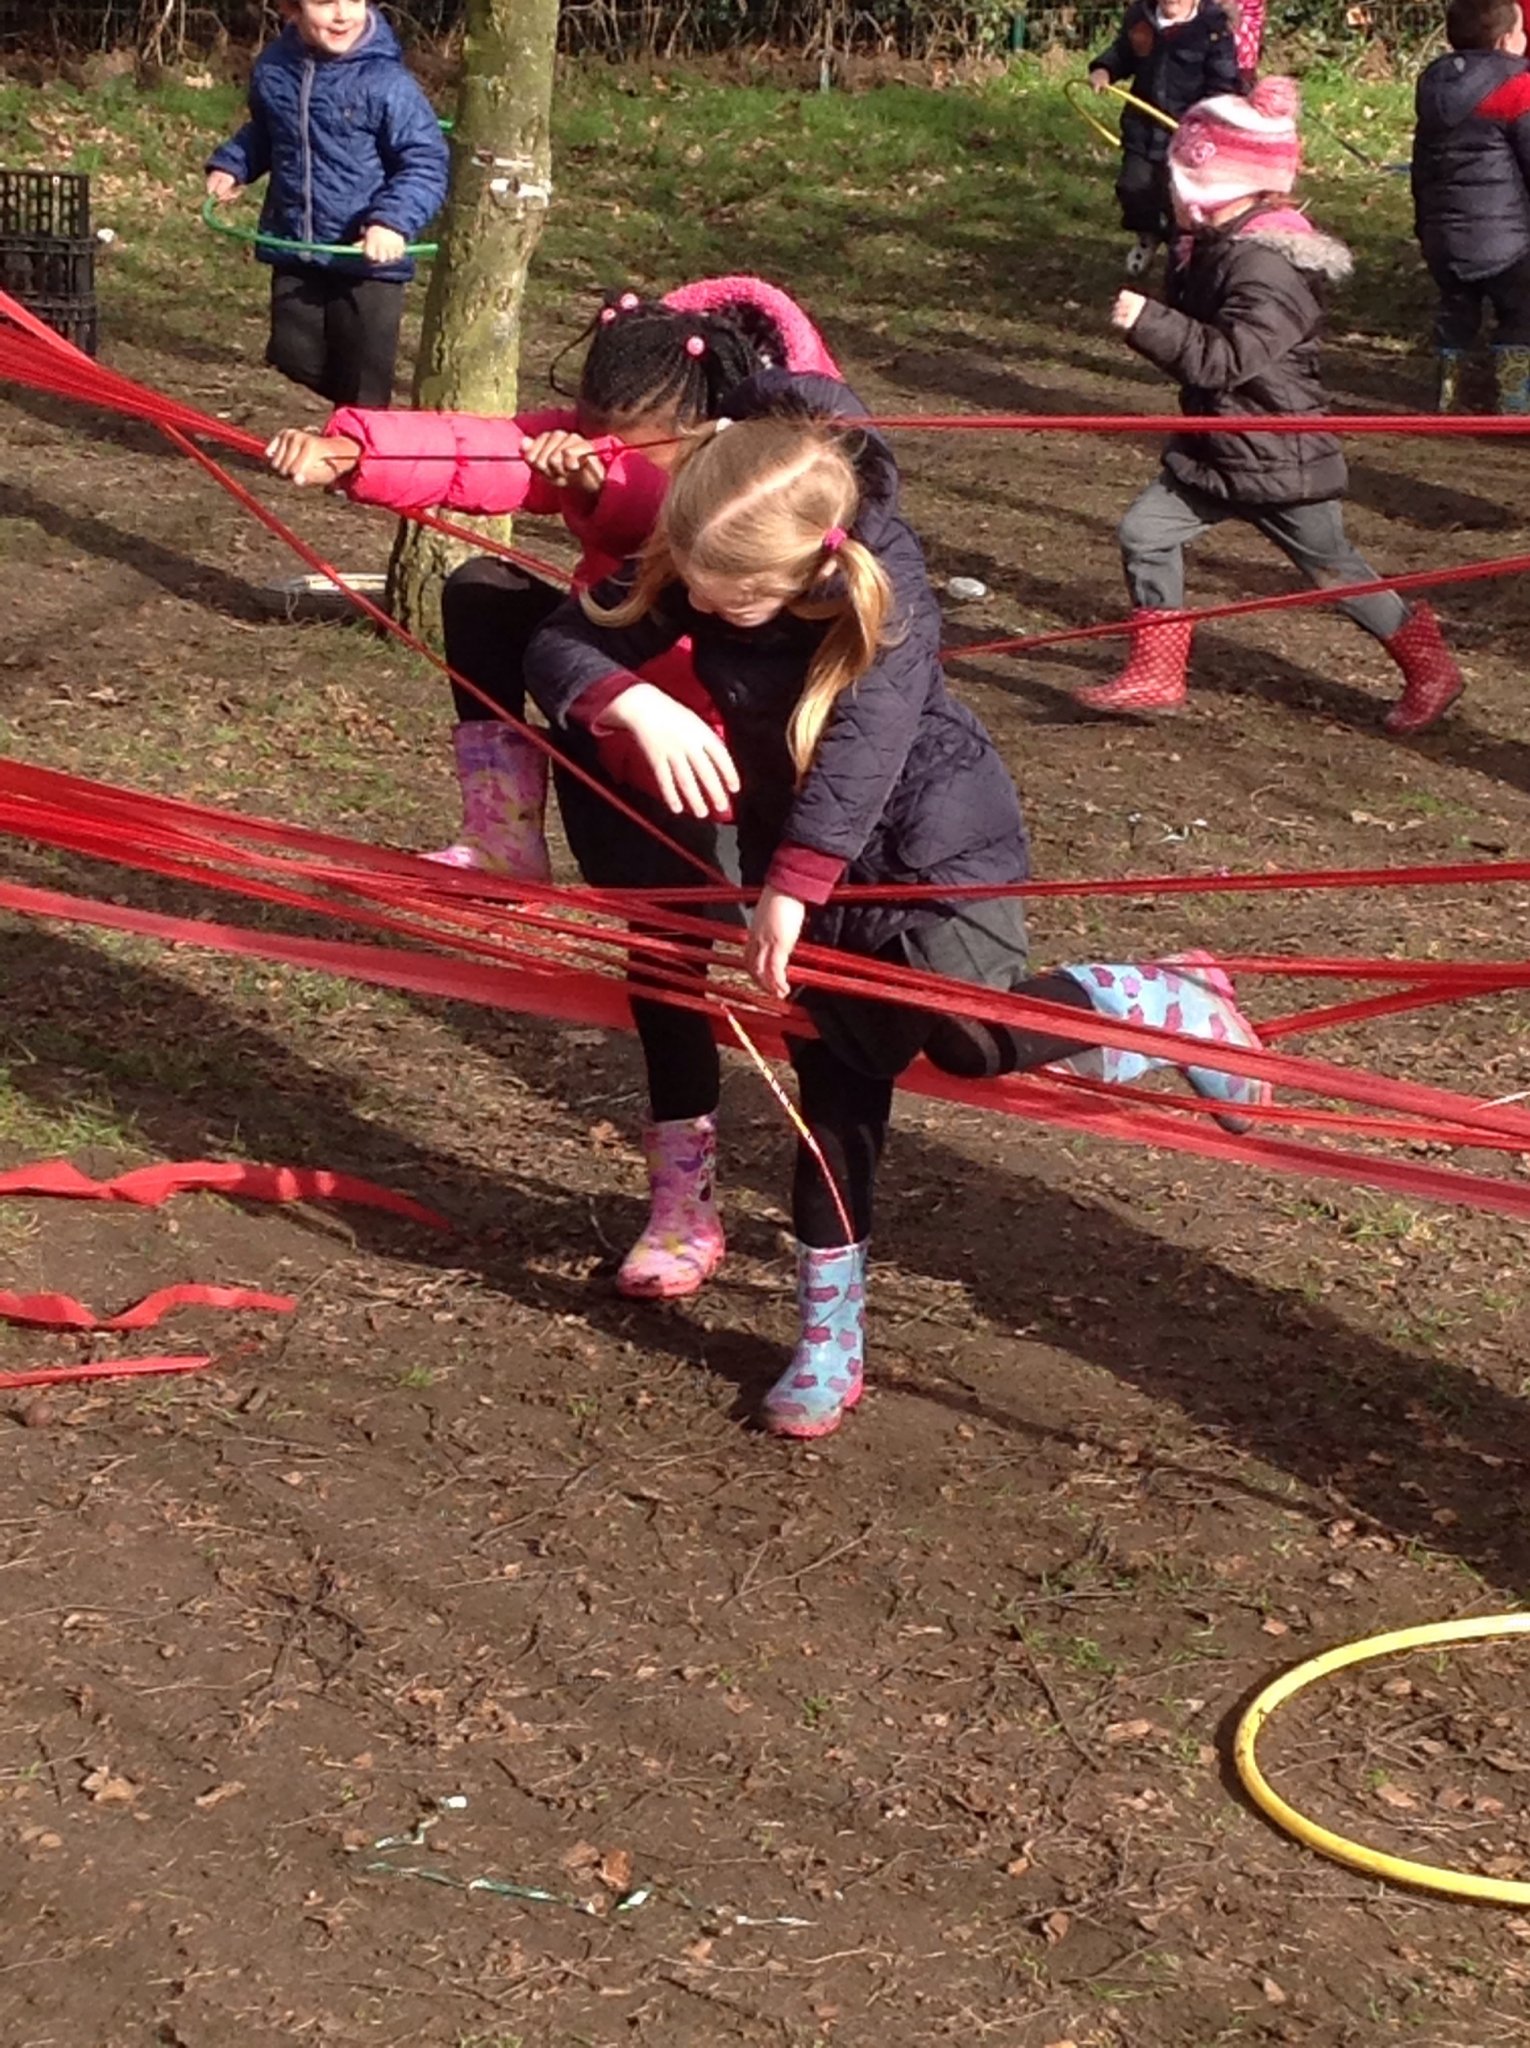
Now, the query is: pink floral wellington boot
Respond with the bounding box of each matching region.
[616,1113,726,1299]
[425,721,552,881]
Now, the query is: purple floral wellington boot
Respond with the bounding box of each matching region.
[425,722,552,882]
[1055,951,1270,1133]
[617,1113,726,1300]
[762,1240,867,1440]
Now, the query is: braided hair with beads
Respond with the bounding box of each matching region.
[549,288,787,429]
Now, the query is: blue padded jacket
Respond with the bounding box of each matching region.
[207,12,448,279]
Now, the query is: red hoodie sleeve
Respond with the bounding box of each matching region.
[560,444,671,571]
[325,405,574,516]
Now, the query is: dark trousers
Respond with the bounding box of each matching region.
[1117,148,1170,238]
[789,907,1098,1247]
[441,557,733,1124]
[1432,255,1530,352]
[267,266,405,408]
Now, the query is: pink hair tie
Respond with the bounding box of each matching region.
[618,291,640,311]
[822,526,848,553]
[685,334,706,358]
[598,306,617,325]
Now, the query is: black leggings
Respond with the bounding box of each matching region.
[267,267,405,409]
[442,557,727,1124]
[790,966,1098,1249]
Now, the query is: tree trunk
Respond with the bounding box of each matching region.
[387,0,559,636]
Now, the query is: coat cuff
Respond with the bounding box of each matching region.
[567,671,639,733]
[765,844,846,905]
[1126,301,1185,371]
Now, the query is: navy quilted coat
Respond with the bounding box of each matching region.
[524,372,1031,957]
[207,12,448,279]
[1091,0,1242,163]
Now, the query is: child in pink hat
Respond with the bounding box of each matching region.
[1085,76,1466,736]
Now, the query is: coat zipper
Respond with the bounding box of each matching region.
[299,53,315,248]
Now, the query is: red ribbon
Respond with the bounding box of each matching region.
[0,1156,451,1229]
[0,1284,294,1331]
[0,1355,213,1391]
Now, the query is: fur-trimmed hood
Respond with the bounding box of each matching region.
[1235,206,1354,285]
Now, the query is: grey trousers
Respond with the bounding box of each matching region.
[1119,472,1410,641]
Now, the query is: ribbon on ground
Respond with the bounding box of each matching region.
[0,1156,451,1230]
[0,1354,214,1391]
[0,1283,294,1331]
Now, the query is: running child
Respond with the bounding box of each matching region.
[524,388,1271,1440]
[1412,0,1530,414]
[1090,0,1243,275]
[265,279,841,1304]
[1088,76,1466,735]
[206,0,448,408]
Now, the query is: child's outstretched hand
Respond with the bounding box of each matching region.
[745,885,807,1000]
[520,429,608,504]
[1111,289,1147,332]
[1088,67,1111,91]
[599,682,739,820]
[360,223,407,266]
[265,428,363,488]
[205,170,241,203]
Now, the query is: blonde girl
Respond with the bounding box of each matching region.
[527,386,1267,1439]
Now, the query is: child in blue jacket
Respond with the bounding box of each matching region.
[207,0,448,408]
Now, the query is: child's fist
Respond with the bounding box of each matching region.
[1088,67,1111,91]
[1111,289,1147,331]
[264,429,362,488]
[360,223,407,265]
[520,429,608,500]
[205,170,241,203]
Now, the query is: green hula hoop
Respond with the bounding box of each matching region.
[201,193,438,260]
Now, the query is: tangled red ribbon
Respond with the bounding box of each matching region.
[3,288,1530,1248]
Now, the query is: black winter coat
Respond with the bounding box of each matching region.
[1412,49,1530,284]
[523,373,1030,958]
[1128,206,1353,506]
[1092,0,1242,162]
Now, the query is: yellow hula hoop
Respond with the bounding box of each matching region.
[1064,77,1181,153]
[1234,1611,1530,1906]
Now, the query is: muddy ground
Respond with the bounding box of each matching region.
[4,69,1530,2048]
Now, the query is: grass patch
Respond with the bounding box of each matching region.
[0,57,1427,378]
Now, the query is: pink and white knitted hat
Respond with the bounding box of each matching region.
[1168,76,1302,221]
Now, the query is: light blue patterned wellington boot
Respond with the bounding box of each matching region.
[762,1240,867,1440]
[1055,951,1269,1134]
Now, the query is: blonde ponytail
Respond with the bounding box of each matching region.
[786,536,892,779]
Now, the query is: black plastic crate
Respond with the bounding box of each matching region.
[0,168,96,355]
[0,169,91,240]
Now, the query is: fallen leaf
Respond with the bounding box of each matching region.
[1375,1781,1418,1810]
[1262,1976,1288,2005]
[193,1780,246,1811]
[1042,1909,1071,1946]
[1105,1718,1155,1743]
[1005,1854,1031,1877]
[82,1764,138,1804]
[1261,1617,1290,1637]
[596,1848,633,1893]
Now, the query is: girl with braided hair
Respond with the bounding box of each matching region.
[526,385,1270,1440]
